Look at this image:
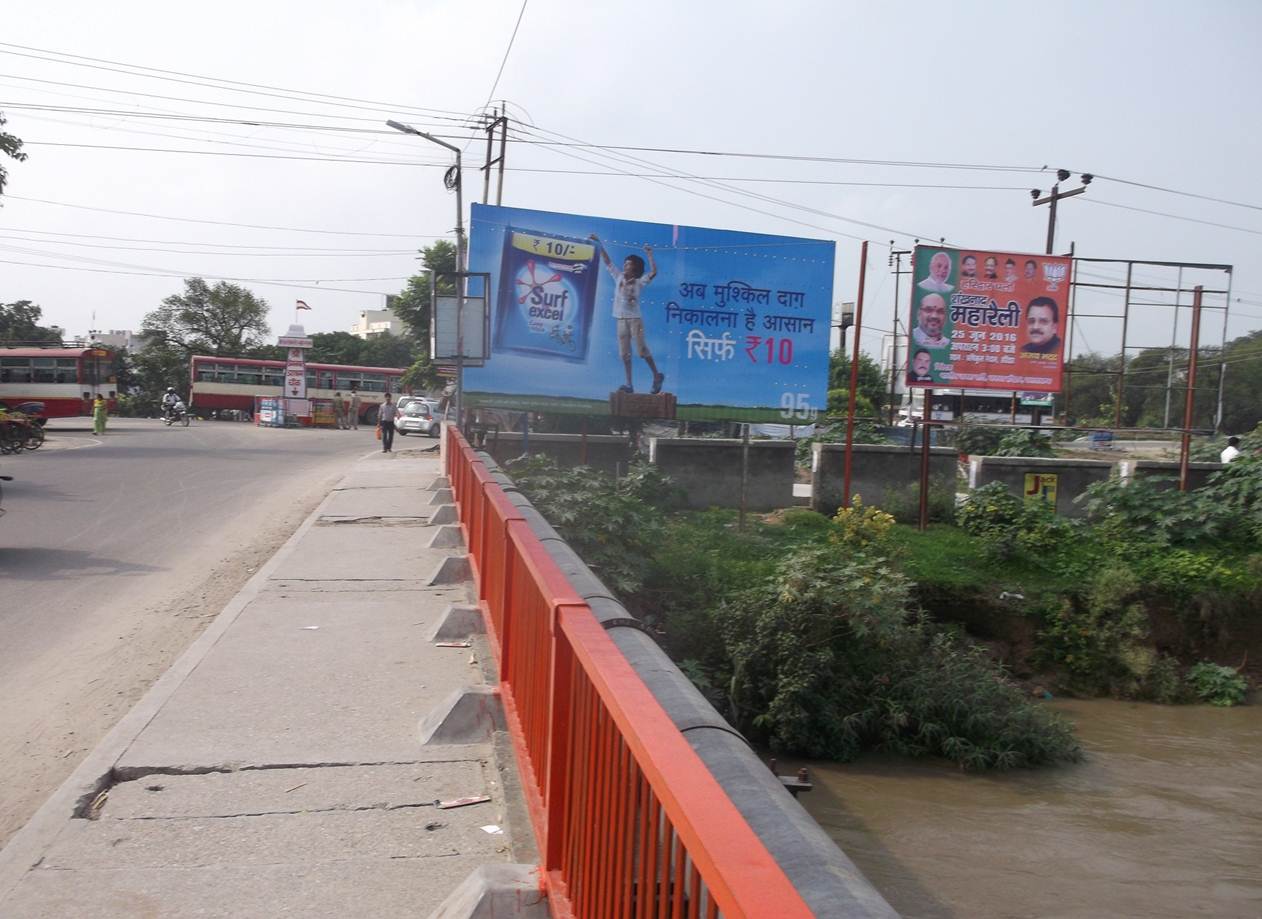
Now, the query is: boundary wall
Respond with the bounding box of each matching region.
[445,426,897,919]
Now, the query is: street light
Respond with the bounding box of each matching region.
[387,119,467,423]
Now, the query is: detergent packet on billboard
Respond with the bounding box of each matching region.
[493,228,599,362]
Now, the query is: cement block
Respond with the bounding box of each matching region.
[428,525,467,549]
[428,605,486,643]
[649,437,796,511]
[812,442,958,520]
[430,475,451,490]
[428,555,471,586]
[419,688,505,746]
[427,863,549,919]
[429,504,459,526]
[1121,459,1224,491]
[430,488,455,505]
[968,455,1115,517]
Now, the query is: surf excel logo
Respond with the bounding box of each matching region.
[515,259,579,332]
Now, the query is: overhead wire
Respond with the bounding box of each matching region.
[4,194,442,238]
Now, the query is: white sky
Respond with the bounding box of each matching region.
[2,0,1260,364]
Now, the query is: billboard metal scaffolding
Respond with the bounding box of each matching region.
[1064,257,1232,432]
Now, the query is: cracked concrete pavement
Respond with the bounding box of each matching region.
[0,447,532,918]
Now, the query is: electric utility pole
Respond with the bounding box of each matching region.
[1032,169,1092,254]
[888,245,911,424]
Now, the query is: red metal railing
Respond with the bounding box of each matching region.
[444,427,814,918]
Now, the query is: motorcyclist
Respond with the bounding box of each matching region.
[161,387,183,421]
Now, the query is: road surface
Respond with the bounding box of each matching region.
[0,417,404,847]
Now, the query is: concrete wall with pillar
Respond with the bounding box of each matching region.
[811,442,957,520]
[648,438,796,511]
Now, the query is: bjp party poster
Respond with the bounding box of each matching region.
[906,246,1071,392]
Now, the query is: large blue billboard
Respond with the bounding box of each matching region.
[464,204,835,422]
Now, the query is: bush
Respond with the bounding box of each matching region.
[505,456,677,598]
[1036,566,1151,697]
[720,545,1081,768]
[958,482,1072,563]
[952,423,1007,456]
[994,429,1056,458]
[1186,661,1247,706]
[831,497,895,552]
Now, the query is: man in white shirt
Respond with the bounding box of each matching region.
[592,234,665,394]
[912,293,951,349]
[378,392,398,453]
[917,251,955,294]
[1221,436,1241,463]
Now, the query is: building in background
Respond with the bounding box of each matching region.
[350,308,403,339]
[92,329,146,352]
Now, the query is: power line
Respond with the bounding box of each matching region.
[1082,198,1262,237]
[21,140,459,166]
[0,257,395,296]
[1092,172,1262,214]
[484,0,529,107]
[0,74,474,130]
[4,194,439,238]
[0,233,420,258]
[0,42,473,121]
[0,226,429,250]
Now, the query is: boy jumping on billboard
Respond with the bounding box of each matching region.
[590,234,665,394]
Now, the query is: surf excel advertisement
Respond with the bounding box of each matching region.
[463,203,835,422]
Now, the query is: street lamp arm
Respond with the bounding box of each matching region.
[386,119,461,156]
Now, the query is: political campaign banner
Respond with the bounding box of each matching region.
[464,204,835,422]
[906,246,1070,393]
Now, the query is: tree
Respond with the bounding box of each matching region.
[142,278,270,355]
[827,349,887,418]
[0,110,27,196]
[390,240,457,348]
[0,300,61,343]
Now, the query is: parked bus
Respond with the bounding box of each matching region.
[188,355,407,423]
[0,346,118,418]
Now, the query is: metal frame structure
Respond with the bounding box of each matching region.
[1064,257,1233,432]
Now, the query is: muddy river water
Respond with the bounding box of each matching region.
[799,699,1262,918]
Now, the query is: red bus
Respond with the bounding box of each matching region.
[189,355,407,423]
[0,346,118,418]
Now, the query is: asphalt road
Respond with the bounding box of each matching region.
[0,417,390,847]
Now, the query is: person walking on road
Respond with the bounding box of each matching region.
[92,394,108,436]
[333,392,347,430]
[378,392,398,453]
[349,386,361,431]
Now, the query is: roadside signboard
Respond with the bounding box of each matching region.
[906,246,1070,393]
[464,204,835,422]
[1025,472,1058,508]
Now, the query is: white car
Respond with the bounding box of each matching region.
[395,399,441,437]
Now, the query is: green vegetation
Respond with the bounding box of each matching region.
[1186,662,1248,707]
[507,457,1082,770]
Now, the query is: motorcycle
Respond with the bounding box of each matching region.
[163,401,190,427]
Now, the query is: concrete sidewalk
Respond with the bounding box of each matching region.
[0,448,536,918]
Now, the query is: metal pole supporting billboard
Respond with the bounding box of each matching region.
[1178,286,1204,492]
[1164,267,1184,429]
[918,388,933,531]
[888,247,910,424]
[1114,262,1133,429]
[1214,269,1233,432]
[843,241,869,509]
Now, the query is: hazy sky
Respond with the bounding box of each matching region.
[2,0,1260,364]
